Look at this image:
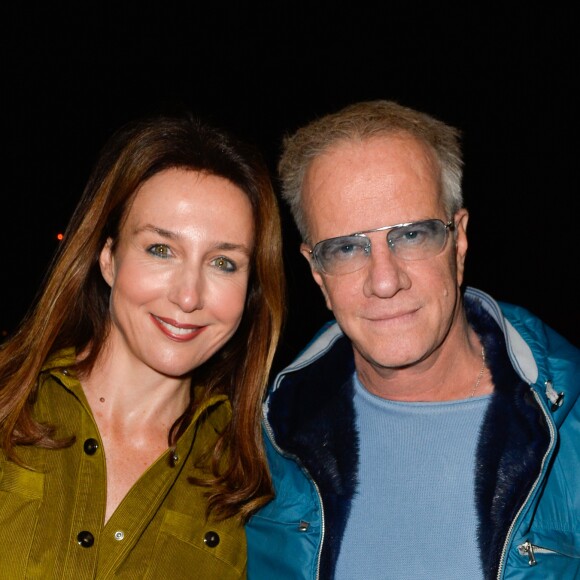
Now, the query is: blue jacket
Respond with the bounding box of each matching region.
[246,287,580,579]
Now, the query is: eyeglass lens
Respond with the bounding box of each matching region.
[314,219,450,274]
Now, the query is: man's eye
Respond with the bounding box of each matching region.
[327,238,366,259]
[147,244,172,258]
[212,256,236,272]
[394,226,430,244]
[338,243,356,255]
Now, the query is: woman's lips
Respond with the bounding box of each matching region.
[151,314,206,341]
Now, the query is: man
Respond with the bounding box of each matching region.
[245,101,580,579]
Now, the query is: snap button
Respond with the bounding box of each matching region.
[83,438,99,455]
[114,530,124,541]
[168,451,179,467]
[77,531,95,547]
[203,531,220,548]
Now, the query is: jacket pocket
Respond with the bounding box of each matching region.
[142,509,246,580]
[0,460,44,500]
[0,462,44,573]
[516,534,580,578]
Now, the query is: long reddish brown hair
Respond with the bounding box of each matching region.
[0,113,285,520]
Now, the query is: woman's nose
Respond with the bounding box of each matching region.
[167,267,204,312]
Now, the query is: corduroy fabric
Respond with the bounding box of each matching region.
[0,349,247,579]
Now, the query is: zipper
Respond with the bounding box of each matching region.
[519,541,537,566]
[262,330,345,580]
[518,540,566,566]
[495,388,556,578]
[263,417,325,580]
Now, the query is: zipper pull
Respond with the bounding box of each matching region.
[518,541,537,566]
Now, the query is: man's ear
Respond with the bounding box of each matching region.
[300,243,332,311]
[453,209,469,286]
[99,237,115,288]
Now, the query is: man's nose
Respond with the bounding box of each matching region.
[362,241,410,298]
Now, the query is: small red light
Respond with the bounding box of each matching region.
[57,233,64,241]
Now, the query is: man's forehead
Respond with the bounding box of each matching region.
[301,135,443,242]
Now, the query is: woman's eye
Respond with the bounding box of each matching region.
[147,244,172,258]
[212,256,236,272]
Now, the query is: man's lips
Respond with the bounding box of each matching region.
[151,314,205,341]
[365,307,419,323]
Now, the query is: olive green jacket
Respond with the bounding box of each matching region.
[0,349,246,579]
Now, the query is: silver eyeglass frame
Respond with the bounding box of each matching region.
[307,219,456,275]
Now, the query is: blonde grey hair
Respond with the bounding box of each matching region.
[278,100,464,244]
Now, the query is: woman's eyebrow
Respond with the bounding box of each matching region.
[136,225,252,254]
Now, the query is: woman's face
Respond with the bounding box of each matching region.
[99,167,254,378]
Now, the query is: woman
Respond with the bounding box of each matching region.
[0,112,285,578]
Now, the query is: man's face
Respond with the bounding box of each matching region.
[300,134,468,378]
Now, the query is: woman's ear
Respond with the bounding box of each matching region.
[99,237,115,288]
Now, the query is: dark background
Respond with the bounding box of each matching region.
[2,4,578,372]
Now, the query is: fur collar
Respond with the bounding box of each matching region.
[267,297,549,579]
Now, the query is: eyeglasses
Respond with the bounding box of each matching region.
[308,219,455,275]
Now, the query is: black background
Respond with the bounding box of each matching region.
[2,4,578,372]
